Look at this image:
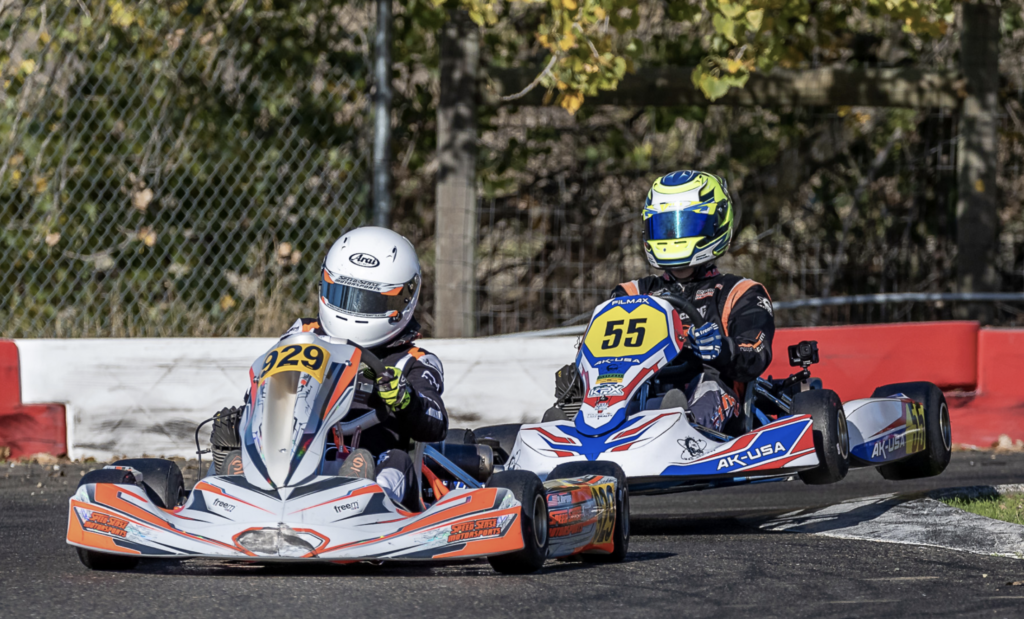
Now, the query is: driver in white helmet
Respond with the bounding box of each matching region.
[210,227,447,512]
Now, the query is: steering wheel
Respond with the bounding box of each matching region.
[335,344,391,436]
[658,294,706,329]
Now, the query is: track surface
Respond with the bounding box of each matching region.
[3,452,1024,618]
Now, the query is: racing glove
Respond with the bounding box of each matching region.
[377,366,413,413]
[689,322,723,362]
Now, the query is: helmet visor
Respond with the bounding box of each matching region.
[645,209,717,241]
[320,271,418,318]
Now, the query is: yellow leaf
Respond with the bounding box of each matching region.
[19,59,36,75]
[138,228,157,247]
[559,91,584,114]
[593,6,606,19]
[719,1,746,19]
[559,32,576,51]
[44,232,60,247]
[745,8,764,31]
[974,179,985,193]
[38,31,51,45]
[32,175,47,193]
[11,170,21,181]
[220,295,237,312]
[725,58,744,74]
[562,0,578,9]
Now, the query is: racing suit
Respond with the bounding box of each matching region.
[608,264,775,433]
[211,317,448,511]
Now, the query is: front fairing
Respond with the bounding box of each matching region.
[241,333,363,490]
[573,296,688,436]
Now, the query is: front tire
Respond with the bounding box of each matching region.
[76,547,139,571]
[872,382,952,480]
[110,458,185,509]
[486,471,548,574]
[548,461,629,563]
[795,389,850,485]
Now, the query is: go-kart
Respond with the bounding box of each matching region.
[67,332,628,573]
[472,295,952,495]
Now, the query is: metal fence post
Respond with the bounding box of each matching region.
[956,3,1001,322]
[372,0,393,228]
[434,10,479,338]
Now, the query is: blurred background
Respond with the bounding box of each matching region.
[2,0,1022,339]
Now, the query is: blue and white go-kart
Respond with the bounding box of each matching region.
[471,295,951,495]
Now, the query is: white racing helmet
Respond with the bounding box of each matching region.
[318,227,421,348]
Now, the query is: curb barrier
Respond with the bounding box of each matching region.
[765,321,979,401]
[947,328,1024,447]
[5,322,1024,459]
[0,340,66,459]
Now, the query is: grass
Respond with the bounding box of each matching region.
[942,493,1024,526]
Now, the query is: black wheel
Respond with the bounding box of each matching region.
[795,389,850,485]
[473,424,522,457]
[872,382,952,480]
[444,428,476,445]
[486,471,548,574]
[76,547,139,571]
[110,458,185,509]
[541,406,571,423]
[548,461,629,563]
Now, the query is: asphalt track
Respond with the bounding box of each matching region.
[3,452,1024,618]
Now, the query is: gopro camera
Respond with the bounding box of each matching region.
[788,340,819,368]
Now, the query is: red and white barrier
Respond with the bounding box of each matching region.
[2,322,1022,459]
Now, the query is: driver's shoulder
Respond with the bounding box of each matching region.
[611,274,664,297]
[281,317,325,337]
[381,344,444,378]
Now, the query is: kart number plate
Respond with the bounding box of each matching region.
[583,304,668,358]
[260,343,330,384]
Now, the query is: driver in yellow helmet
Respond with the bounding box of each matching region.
[555,171,776,433]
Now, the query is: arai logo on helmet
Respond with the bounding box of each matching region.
[349,253,380,268]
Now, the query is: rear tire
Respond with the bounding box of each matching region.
[795,389,850,485]
[548,461,629,563]
[872,382,952,480]
[110,458,185,509]
[486,471,548,574]
[76,547,139,571]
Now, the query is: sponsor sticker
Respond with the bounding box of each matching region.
[716,442,787,470]
[349,253,380,268]
[587,384,624,398]
[213,498,236,512]
[83,513,130,538]
[695,289,715,300]
[447,518,501,543]
[906,401,927,454]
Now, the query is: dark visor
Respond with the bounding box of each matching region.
[645,209,717,241]
[320,272,417,317]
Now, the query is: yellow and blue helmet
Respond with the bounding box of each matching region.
[642,170,734,269]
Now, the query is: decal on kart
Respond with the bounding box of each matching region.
[659,415,816,476]
[850,398,927,464]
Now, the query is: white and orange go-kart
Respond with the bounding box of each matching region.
[67,333,628,573]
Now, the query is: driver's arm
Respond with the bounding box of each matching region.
[389,352,448,443]
[710,282,776,383]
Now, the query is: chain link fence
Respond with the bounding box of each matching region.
[1,1,373,338]
[471,101,1024,335]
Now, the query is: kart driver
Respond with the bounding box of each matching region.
[556,170,775,434]
[210,226,447,511]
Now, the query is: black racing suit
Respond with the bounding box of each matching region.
[610,264,776,432]
[210,316,448,509]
